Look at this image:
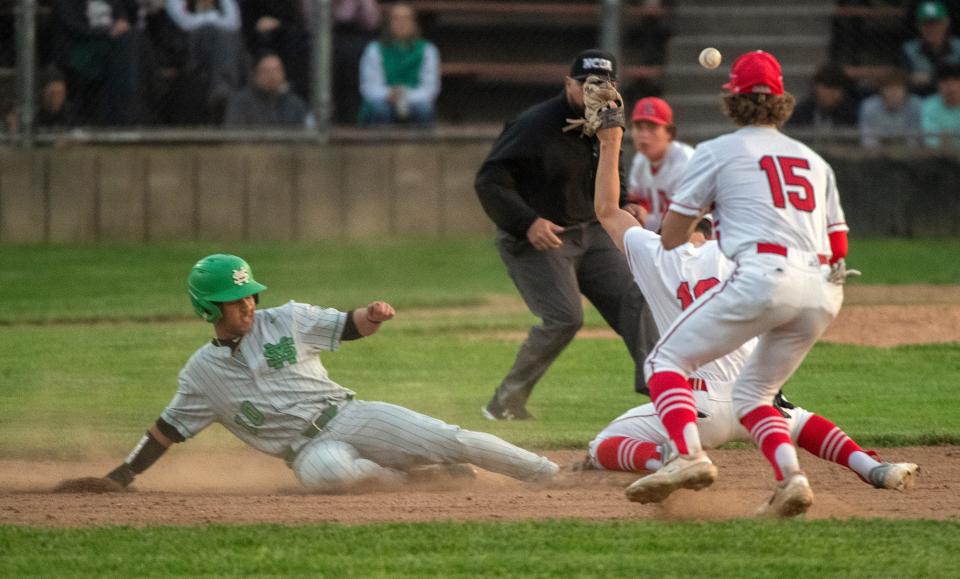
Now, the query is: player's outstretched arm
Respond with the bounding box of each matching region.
[54,418,183,492]
[104,420,181,488]
[660,210,699,250]
[595,124,641,253]
[350,301,395,337]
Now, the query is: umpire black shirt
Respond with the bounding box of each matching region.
[475,91,628,238]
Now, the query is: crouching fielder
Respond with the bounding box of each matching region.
[591,88,917,513]
[81,254,558,493]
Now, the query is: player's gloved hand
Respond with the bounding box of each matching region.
[106,463,135,488]
[563,75,625,137]
[828,258,861,285]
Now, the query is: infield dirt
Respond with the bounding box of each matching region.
[0,446,956,527]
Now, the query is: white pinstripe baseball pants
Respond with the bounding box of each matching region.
[292,400,559,490]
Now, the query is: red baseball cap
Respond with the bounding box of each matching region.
[723,51,784,95]
[631,97,673,125]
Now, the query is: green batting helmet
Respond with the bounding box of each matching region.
[187,254,268,323]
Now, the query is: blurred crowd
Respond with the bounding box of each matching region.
[2,0,440,131]
[1,0,959,149]
[803,0,960,148]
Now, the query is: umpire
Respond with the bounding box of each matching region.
[476,49,658,420]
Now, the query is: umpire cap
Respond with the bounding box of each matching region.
[570,49,617,81]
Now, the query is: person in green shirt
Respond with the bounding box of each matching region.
[358,3,440,127]
[921,63,960,148]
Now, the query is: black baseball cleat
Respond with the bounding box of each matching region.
[481,398,535,421]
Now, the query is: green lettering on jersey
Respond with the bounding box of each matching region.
[264,336,297,369]
[234,400,264,435]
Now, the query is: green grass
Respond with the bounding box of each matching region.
[1,319,956,457]
[0,240,513,323]
[1,240,957,576]
[2,520,959,577]
[0,238,957,323]
[848,238,960,284]
[0,238,957,454]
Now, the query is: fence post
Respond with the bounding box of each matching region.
[15,0,36,148]
[599,0,623,67]
[310,0,333,142]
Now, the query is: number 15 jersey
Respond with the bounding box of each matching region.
[668,126,849,261]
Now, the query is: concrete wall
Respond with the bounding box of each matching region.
[0,143,494,243]
[1,143,959,243]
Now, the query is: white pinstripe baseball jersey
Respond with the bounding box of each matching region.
[161,301,354,457]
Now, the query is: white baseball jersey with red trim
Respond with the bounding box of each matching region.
[669,126,848,259]
[622,226,754,389]
[627,141,694,233]
[590,228,820,466]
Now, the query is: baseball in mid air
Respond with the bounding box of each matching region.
[699,47,722,70]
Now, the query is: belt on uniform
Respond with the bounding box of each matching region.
[301,404,340,438]
[283,400,350,467]
[756,243,829,265]
[687,377,708,392]
[687,378,710,418]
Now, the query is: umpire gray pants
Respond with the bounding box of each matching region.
[492,221,658,408]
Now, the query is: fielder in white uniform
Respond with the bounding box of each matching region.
[597,51,917,518]
[582,208,916,493]
[626,97,694,233]
[98,254,558,492]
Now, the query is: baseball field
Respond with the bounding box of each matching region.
[2,238,959,576]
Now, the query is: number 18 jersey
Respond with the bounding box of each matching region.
[668,126,849,260]
[622,226,754,389]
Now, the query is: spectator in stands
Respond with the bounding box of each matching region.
[626,97,693,233]
[831,0,914,67]
[54,0,140,125]
[140,0,209,125]
[241,0,311,101]
[859,69,924,147]
[165,0,248,123]
[906,0,960,36]
[224,52,312,128]
[921,62,960,147]
[3,67,73,133]
[790,63,859,129]
[333,0,382,125]
[358,2,440,128]
[35,67,73,130]
[902,0,960,96]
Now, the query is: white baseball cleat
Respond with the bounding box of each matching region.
[624,451,717,504]
[761,471,814,518]
[868,462,919,491]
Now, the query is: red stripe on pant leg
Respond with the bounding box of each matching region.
[741,406,794,481]
[796,414,863,468]
[649,371,697,455]
[595,436,660,472]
